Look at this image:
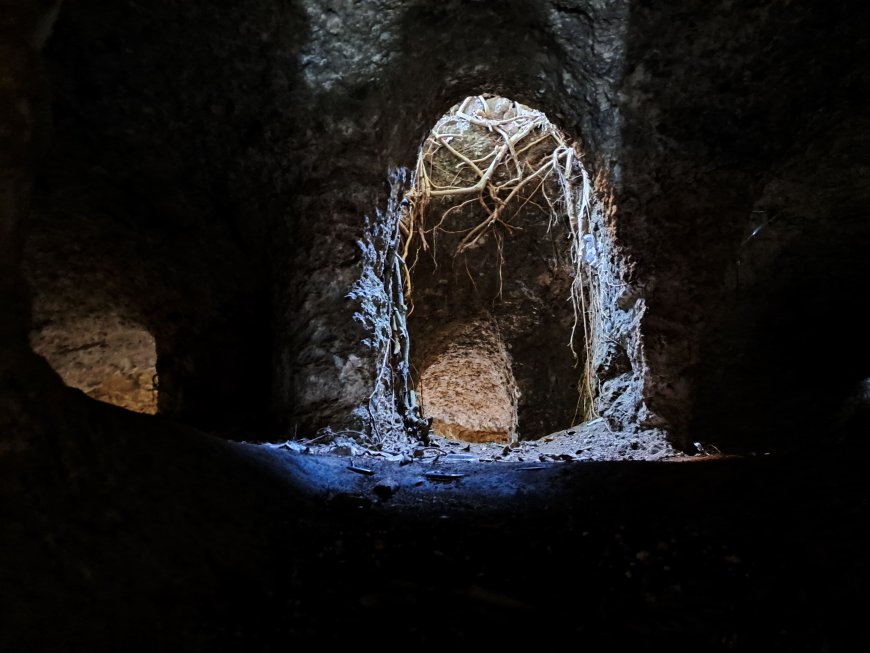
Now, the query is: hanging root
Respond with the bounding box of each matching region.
[400,94,602,424]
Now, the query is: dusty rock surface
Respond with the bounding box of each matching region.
[269,414,680,465]
[29,315,158,414]
[418,319,520,443]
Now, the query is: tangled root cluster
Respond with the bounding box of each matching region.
[404,94,589,256]
[401,93,594,358]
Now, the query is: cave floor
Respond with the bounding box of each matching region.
[2,396,868,652]
[264,413,686,466]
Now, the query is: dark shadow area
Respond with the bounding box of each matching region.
[620,0,870,453]
[694,223,870,454]
[2,386,869,651]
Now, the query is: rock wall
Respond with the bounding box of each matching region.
[2,0,868,455]
[418,319,519,443]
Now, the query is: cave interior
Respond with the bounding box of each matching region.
[2,0,870,650]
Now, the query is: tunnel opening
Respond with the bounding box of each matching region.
[326,94,679,463]
[29,314,158,415]
[401,94,595,444]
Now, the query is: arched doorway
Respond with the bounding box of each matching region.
[401,94,597,443]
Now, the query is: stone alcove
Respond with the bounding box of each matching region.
[29,313,158,415]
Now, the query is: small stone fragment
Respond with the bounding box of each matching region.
[373,478,399,499]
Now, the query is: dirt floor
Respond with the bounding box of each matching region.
[2,393,868,652]
[234,435,864,652]
[267,415,686,464]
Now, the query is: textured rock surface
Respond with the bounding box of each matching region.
[29,314,157,414]
[419,319,519,443]
[2,1,870,651]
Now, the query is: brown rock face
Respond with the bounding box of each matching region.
[29,315,157,414]
[418,319,518,443]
